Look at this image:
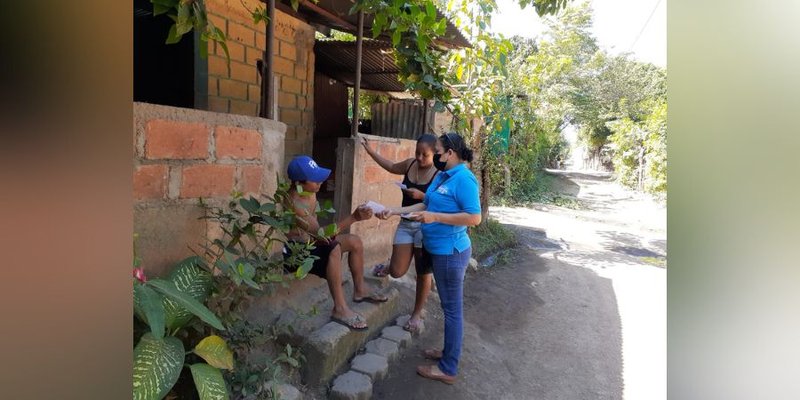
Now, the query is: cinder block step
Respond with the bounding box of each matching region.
[329,371,371,400]
[301,287,401,386]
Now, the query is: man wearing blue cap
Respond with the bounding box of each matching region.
[283,155,387,331]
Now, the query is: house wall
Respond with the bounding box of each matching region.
[335,134,419,268]
[133,102,286,277]
[205,1,315,164]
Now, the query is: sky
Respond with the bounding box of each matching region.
[490,0,666,67]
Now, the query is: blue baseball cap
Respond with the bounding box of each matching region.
[287,155,331,182]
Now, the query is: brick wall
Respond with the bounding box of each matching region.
[133,102,286,277]
[335,134,418,268]
[205,0,315,164]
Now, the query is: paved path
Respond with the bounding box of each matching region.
[372,170,666,400]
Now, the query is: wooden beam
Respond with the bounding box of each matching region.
[351,10,364,137]
[299,0,357,31]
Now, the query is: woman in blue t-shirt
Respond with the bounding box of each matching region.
[377,132,481,385]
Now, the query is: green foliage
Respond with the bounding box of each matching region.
[149,0,229,64]
[607,98,667,193]
[469,218,517,260]
[133,333,185,400]
[353,0,451,106]
[189,363,230,400]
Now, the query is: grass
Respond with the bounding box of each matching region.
[490,172,584,210]
[470,218,518,261]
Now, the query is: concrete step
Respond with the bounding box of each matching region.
[243,258,403,387]
[301,286,401,386]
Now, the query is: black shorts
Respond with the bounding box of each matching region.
[415,247,433,275]
[283,240,339,279]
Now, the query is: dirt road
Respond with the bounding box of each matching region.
[372,170,666,400]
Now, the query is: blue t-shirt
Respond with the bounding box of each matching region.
[421,163,481,255]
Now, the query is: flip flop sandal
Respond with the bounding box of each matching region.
[372,264,389,277]
[330,314,368,331]
[353,292,389,303]
[416,365,457,385]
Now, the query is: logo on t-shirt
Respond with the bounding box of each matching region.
[436,185,449,195]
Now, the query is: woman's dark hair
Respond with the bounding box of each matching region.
[416,133,437,147]
[439,132,474,162]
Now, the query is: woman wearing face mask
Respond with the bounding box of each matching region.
[361,133,438,333]
[377,132,481,384]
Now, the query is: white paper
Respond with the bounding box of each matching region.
[364,201,385,214]
[395,182,408,190]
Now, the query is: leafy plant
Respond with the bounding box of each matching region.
[148,0,230,63]
[132,257,232,400]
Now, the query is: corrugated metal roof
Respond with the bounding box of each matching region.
[277,0,471,49]
[315,40,407,92]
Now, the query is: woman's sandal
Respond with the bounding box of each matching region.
[416,364,457,385]
[353,291,389,303]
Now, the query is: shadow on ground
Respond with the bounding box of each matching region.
[372,224,623,400]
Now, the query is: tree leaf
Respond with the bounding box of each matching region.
[176,3,193,35]
[239,197,260,214]
[134,282,166,339]
[193,335,235,370]
[161,257,213,331]
[152,4,171,16]
[166,24,183,44]
[149,279,224,331]
[133,333,185,400]
[392,30,401,46]
[189,363,230,400]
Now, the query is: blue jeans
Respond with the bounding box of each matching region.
[431,247,471,376]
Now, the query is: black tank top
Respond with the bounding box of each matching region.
[401,160,437,207]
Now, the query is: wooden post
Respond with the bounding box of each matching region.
[351,10,364,137]
[422,99,429,134]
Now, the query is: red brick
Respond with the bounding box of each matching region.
[215,126,262,159]
[219,79,248,99]
[231,61,258,84]
[280,109,302,126]
[282,77,302,95]
[230,99,258,116]
[228,22,255,47]
[220,41,245,62]
[283,42,298,61]
[273,56,294,77]
[208,96,229,113]
[248,84,261,102]
[246,46,263,65]
[241,165,264,194]
[133,164,168,199]
[208,56,229,78]
[278,92,296,109]
[297,96,307,109]
[180,164,235,198]
[145,120,209,159]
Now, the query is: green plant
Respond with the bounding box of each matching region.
[195,179,335,397]
[148,0,229,63]
[469,218,517,260]
[133,256,232,400]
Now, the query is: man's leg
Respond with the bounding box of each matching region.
[325,244,365,328]
[338,233,386,301]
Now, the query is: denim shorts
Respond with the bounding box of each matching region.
[394,219,423,248]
